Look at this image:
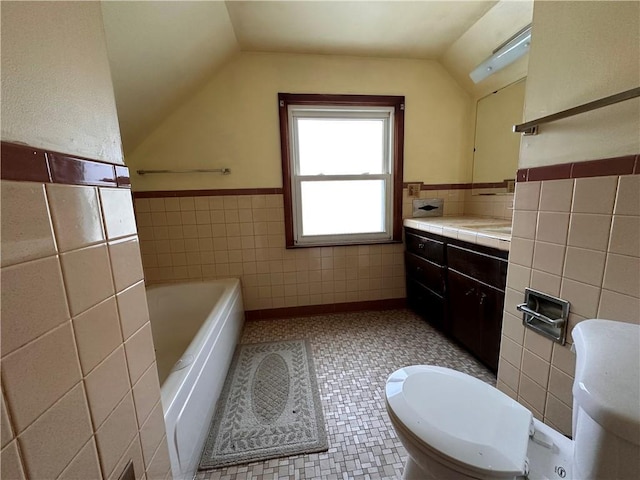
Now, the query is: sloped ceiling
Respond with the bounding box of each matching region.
[102,0,532,154]
[225,1,496,59]
[101,1,239,152]
[442,0,533,99]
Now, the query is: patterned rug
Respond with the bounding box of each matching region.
[199,340,328,470]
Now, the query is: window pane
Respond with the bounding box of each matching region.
[300,180,386,236]
[297,118,385,175]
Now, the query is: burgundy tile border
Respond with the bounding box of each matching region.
[1,141,130,189]
[135,182,508,198]
[245,298,407,321]
[403,182,472,190]
[115,166,131,187]
[420,183,472,190]
[517,153,639,182]
[132,188,283,198]
[48,153,117,187]
[527,163,572,182]
[570,155,636,178]
[135,182,512,198]
[402,181,510,191]
[1,142,51,183]
[516,169,528,182]
[471,181,511,189]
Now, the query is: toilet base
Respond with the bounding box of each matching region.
[402,455,479,480]
[400,419,574,480]
[526,419,574,480]
[402,457,423,480]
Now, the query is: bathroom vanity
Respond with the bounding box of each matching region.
[404,218,510,372]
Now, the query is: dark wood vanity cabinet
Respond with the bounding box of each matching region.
[404,230,447,331]
[405,227,508,372]
[447,270,505,371]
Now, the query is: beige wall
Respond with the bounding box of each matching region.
[520,0,640,168]
[1,1,124,164]
[1,2,170,479]
[497,0,640,437]
[128,52,474,191]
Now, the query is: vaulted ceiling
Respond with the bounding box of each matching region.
[225,1,496,59]
[102,1,532,154]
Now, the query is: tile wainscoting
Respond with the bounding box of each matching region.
[498,160,639,437]
[1,142,170,480]
[134,184,512,313]
[134,193,407,312]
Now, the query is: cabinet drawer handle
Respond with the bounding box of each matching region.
[479,292,487,305]
[417,243,425,249]
[465,288,475,296]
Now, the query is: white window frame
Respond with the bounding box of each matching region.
[288,105,395,246]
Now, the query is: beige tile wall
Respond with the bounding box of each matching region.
[1,181,171,480]
[497,174,640,436]
[401,188,466,218]
[136,194,407,310]
[463,188,515,220]
[136,186,512,311]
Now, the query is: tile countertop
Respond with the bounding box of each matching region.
[403,216,512,252]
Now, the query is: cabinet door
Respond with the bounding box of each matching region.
[448,271,483,357]
[476,285,505,372]
[406,279,446,331]
[448,270,505,372]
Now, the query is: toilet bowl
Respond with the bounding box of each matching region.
[386,365,534,479]
[385,319,640,480]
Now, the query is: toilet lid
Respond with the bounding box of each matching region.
[386,365,532,477]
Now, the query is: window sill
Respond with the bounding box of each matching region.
[286,239,403,249]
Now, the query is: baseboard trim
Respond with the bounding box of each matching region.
[245,298,407,321]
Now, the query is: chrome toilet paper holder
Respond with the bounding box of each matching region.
[517,288,570,344]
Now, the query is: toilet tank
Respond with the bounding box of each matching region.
[571,319,640,480]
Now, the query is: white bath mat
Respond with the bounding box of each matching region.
[199,340,328,470]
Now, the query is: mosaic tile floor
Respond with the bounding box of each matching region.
[196,309,495,480]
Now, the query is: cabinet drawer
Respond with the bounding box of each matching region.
[447,244,507,290]
[406,279,446,331]
[405,252,446,295]
[405,231,445,265]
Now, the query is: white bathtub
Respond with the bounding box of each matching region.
[146,279,245,480]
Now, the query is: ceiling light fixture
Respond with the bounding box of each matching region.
[470,24,532,84]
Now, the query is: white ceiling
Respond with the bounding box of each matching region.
[226,1,496,59]
[102,1,533,154]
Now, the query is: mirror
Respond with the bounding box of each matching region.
[472,78,526,194]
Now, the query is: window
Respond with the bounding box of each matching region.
[278,94,404,247]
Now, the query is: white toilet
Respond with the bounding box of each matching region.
[385,319,640,479]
